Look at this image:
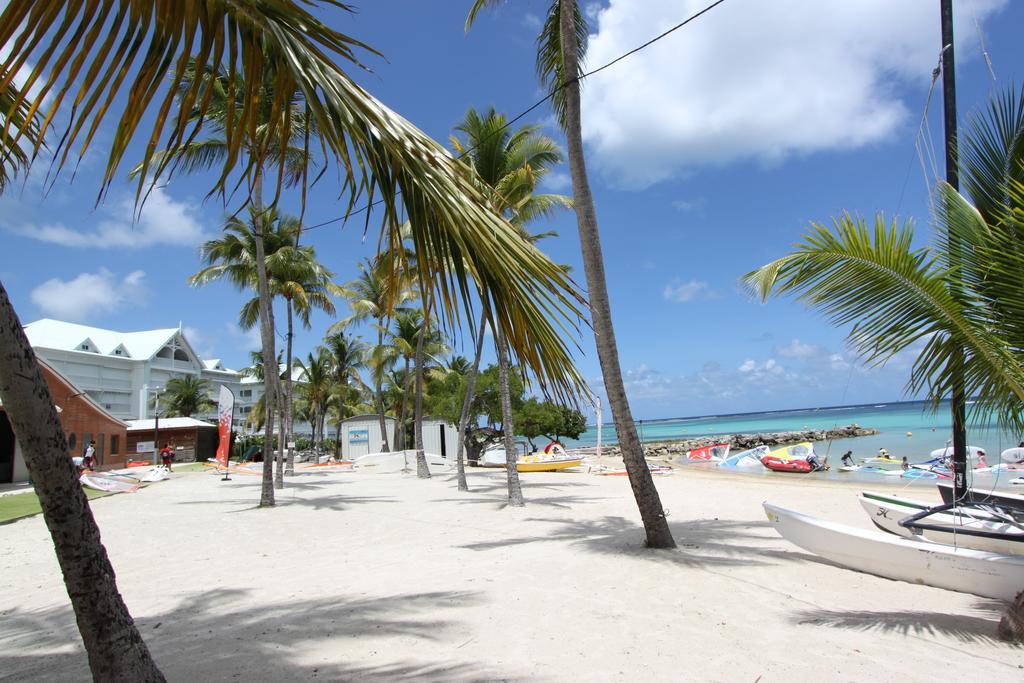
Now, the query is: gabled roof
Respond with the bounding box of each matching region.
[25,319,183,360]
[203,359,235,372]
[126,417,217,431]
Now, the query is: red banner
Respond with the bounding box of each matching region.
[215,385,234,468]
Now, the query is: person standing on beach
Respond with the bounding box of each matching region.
[159,443,174,472]
[81,440,96,471]
[901,456,910,471]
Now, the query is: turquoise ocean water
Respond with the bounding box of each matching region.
[566,399,1022,464]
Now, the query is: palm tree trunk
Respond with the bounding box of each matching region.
[456,316,488,491]
[252,172,278,507]
[275,398,285,489]
[374,325,391,452]
[0,281,165,681]
[414,312,431,478]
[398,356,412,451]
[559,0,672,547]
[496,330,524,506]
[285,298,296,475]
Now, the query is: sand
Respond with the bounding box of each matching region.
[1,463,1022,681]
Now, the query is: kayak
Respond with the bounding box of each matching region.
[761,455,812,473]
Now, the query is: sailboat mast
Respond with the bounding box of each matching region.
[939,0,968,503]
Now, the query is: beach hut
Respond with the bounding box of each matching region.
[420,417,459,462]
[340,415,396,460]
[125,417,218,462]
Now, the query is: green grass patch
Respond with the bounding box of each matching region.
[0,487,115,525]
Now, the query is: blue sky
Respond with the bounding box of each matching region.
[3,0,1022,420]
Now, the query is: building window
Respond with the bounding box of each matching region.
[110,435,119,455]
[80,343,90,351]
[240,389,252,398]
[67,433,77,451]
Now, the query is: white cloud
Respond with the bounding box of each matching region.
[226,323,263,353]
[671,198,704,213]
[11,186,208,249]
[182,325,217,360]
[581,0,1007,188]
[31,269,148,321]
[662,278,712,303]
[775,338,821,360]
[523,13,543,31]
[541,170,572,192]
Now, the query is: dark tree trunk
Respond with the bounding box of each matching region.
[0,281,165,681]
[559,0,673,546]
[414,311,431,478]
[455,317,487,491]
[253,173,278,507]
[284,298,296,475]
[496,330,524,507]
[397,356,412,451]
[374,325,390,452]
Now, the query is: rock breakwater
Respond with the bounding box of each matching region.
[568,424,878,459]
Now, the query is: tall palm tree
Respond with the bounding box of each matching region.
[240,229,343,478]
[389,309,423,451]
[163,376,215,418]
[0,2,589,675]
[335,258,415,452]
[743,87,1024,633]
[296,350,334,452]
[467,1,675,543]
[322,331,368,457]
[190,208,299,492]
[451,105,572,504]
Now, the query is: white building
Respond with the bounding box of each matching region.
[339,414,396,460]
[24,319,263,430]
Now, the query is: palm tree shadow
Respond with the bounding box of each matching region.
[176,494,397,513]
[792,606,1018,647]
[454,515,824,569]
[0,588,511,681]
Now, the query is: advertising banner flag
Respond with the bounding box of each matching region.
[215,385,235,468]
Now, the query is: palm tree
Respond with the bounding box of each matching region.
[163,376,215,418]
[389,309,423,451]
[467,1,675,543]
[322,331,368,457]
[743,86,1024,633]
[0,2,589,674]
[296,350,334,453]
[335,258,416,452]
[190,208,298,493]
[240,228,343,478]
[450,105,573,504]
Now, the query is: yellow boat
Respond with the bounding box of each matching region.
[515,455,583,472]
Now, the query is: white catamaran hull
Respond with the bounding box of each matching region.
[763,502,1024,601]
[858,493,1024,555]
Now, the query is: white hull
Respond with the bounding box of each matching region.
[718,446,769,469]
[763,502,1024,601]
[858,493,1024,554]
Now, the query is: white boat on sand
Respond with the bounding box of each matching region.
[763,502,1024,601]
[858,491,1024,555]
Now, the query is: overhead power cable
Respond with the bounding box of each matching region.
[298,0,729,235]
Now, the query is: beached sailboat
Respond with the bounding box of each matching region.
[937,481,1024,509]
[760,442,822,473]
[763,502,1024,601]
[858,491,1024,554]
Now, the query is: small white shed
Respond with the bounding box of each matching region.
[340,414,396,460]
[420,417,459,462]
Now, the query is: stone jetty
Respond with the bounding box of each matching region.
[567,424,878,459]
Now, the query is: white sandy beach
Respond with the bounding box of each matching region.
[1,465,1022,682]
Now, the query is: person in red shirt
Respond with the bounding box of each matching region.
[159,443,174,472]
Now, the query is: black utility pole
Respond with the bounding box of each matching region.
[940,0,968,503]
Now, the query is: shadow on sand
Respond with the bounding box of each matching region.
[791,602,1016,647]
[0,588,511,681]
